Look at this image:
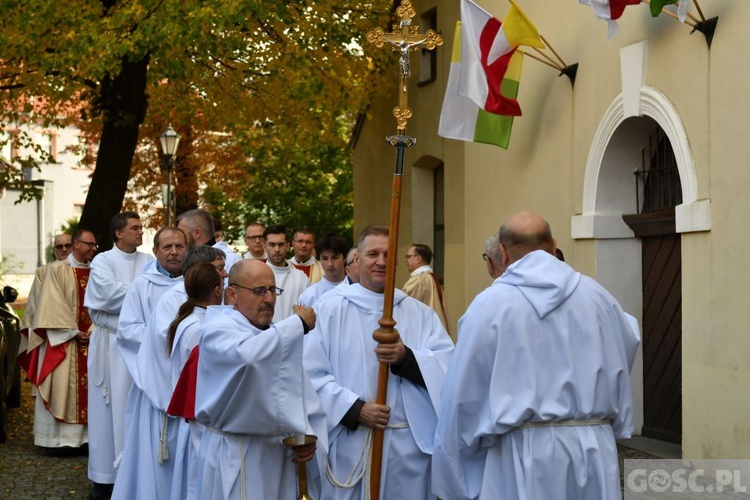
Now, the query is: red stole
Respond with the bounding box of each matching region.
[292,262,312,278]
[168,346,199,420]
[37,267,91,423]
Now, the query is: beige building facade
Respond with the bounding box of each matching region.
[353,0,748,458]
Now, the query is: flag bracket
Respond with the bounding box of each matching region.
[558,63,578,87]
[690,16,718,49]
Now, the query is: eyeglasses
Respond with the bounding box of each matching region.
[54,243,73,250]
[77,241,98,248]
[482,253,488,262]
[244,235,264,241]
[229,283,284,296]
[404,254,417,261]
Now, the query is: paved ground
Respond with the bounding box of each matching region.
[2,379,662,499]
[1,381,90,499]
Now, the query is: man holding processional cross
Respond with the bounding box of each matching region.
[303,225,454,499]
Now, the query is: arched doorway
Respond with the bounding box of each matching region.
[622,122,683,443]
[572,80,709,442]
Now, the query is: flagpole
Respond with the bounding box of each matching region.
[532,47,563,71]
[539,34,568,69]
[521,50,562,71]
[366,2,442,498]
[642,0,697,27]
[693,0,706,22]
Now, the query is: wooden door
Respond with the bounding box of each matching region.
[623,210,682,443]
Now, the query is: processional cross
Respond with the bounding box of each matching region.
[365,3,442,500]
[366,0,443,134]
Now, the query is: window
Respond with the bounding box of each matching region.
[433,163,445,284]
[418,8,437,85]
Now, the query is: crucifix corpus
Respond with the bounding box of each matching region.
[365,2,442,499]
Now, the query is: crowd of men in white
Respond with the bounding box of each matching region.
[19,208,640,500]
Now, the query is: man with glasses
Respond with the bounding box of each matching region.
[483,233,505,279]
[20,232,76,380]
[263,225,309,323]
[402,243,451,337]
[53,233,74,261]
[344,247,360,284]
[192,259,326,499]
[242,222,268,261]
[289,228,323,284]
[21,229,97,449]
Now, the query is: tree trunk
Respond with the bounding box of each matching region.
[79,55,150,250]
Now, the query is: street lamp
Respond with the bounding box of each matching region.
[159,125,180,225]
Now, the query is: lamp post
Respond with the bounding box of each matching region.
[159,125,180,226]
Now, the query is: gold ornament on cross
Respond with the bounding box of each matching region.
[367,0,443,134]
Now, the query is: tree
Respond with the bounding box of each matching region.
[202,125,356,245]
[1,0,393,248]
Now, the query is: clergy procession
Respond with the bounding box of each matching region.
[14,206,640,500]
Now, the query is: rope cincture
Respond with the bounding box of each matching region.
[92,328,116,405]
[158,412,170,464]
[325,422,410,500]
[205,426,278,500]
[517,418,612,430]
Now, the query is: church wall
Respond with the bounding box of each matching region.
[353,0,750,456]
[680,1,750,458]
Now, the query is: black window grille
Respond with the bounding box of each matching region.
[635,128,682,213]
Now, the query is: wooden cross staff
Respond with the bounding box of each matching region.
[365,2,442,499]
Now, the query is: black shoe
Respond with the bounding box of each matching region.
[88,482,113,500]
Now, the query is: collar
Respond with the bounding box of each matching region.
[290,256,316,266]
[67,253,90,269]
[410,264,433,277]
[155,260,175,278]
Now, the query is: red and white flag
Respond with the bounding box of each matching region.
[579,0,641,38]
[459,0,543,116]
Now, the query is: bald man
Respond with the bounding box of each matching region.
[433,211,640,500]
[193,260,327,499]
[53,233,73,261]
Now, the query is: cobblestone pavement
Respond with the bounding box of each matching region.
[1,381,90,499]
[2,379,660,499]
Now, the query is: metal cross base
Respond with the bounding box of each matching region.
[386,135,415,176]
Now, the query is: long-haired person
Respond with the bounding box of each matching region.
[167,263,224,500]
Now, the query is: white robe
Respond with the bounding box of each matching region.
[242,250,267,260]
[117,260,183,390]
[84,246,153,484]
[194,306,328,500]
[303,284,454,500]
[169,307,206,500]
[112,282,188,500]
[432,250,641,500]
[265,262,309,323]
[297,276,344,308]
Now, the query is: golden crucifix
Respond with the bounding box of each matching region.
[367,0,443,134]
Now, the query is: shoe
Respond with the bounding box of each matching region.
[88,482,113,500]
